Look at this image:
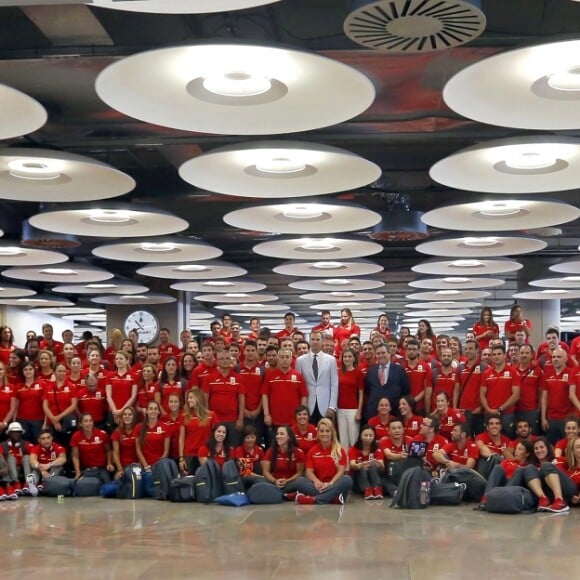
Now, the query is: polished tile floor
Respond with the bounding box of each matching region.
[1,497,578,579]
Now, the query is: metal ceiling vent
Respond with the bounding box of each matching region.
[344,0,486,53]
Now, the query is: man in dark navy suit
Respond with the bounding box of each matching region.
[364,343,410,422]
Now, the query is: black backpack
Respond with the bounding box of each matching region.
[151,458,179,500]
[485,486,536,514]
[222,460,244,494]
[195,459,223,503]
[117,464,146,500]
[168,475,196,502]
[441,467,487,502]
[390,466,431,509]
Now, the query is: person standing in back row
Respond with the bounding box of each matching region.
[296,331,338,425]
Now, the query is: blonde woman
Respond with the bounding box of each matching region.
[104,328,124,370]
[294,418,352,504]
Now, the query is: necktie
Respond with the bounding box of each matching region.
[379,365,386,385]
[312,354,319,380]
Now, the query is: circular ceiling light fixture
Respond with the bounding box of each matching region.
[0,295,74,308]
[195,293,279,304]
[513,289,580,300]
[344,0,486,54]
[309,302,386,311]
[2,264,114,283]
[0,149,135,202]
[224,201,381,234]
[0,247,68,266]
[299,292,384,302]
[409,277,505,290]
[288,278,384,291]
[405,301,482,309]
[92,239,222,262]
[529,276,580,289]
[137,260,247,280]
[274,259,383,278]
[179,141,381,198]
[171,280,266,293]
[422,200,580,231]
[96,45,375,135]
[52,281,149,295]
[406,290,492,301]
[412,258,522,276]
[90,0,281,14]
[0,84,47,140]
[430,137,580,193]
[253,237,383,260]
[0,285,36,299]
[415,235,546,257]
[443,39,580,130]
[550,259,580,275]
[29,206,188,238]
[92,293,176,305]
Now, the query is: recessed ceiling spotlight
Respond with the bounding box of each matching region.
[256,157,307,174]
[463,237,499,247]
[204,281,234,287]
[442,277,471,283]
[140,242,176,252]
[313,262,344,269]
[323,279,351,285]
[86,283,117,289]
[40,268,76,275]
[88,210,132,223]
[299,238,336,251]
[504,151,557,170]
[282,205,324,219]
[203,72,272,97]
[478,201,522,217]
[175,265,209,272]
[8,159,61,180]
[450,260,483,268]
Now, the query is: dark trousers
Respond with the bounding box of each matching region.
[295,475,353,504]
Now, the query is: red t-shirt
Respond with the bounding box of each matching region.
[570,336,580,363]
[198,444,229,468]
[504,319,532,339]
[189,361,216,390]
[106,371,137,410]
[305,444,347,482]
[515,365,542,413]
[111,427,139,467]
[0,345,14,366]
[203,370,244,423]
[262,368,308,426]
[410,434,448,470]
[264,447,305,480]
[441,439,479,465]
[3,439,34,466]
[432,368,459,402]
[133,422,169,466]
[475,432,511,455]
[500,458,528,479]
[137,382,159,411]
[42,381,76,416]
[542,367,574,420]
[159,380,184,413]
[378,435,412,455]
[481,364,520,413]
[402,415,423,438]
[15,382,45,421]
[76,387,108,423]
[348,445,381,465]
[238,364,265,413]
[472,322,499,352]
[0,383,15,422]
[403,360,433,413]
[457,360,486,411]
[338,368,364,409]
[31,442,66,464]
[233,444,264,471]
[292,423,318,454]
[70,428,110,468]
[158,343,181,365]
[333,324,361,347]
[433,408,466,439]
[181,411,216,457]
[368,415,393,440]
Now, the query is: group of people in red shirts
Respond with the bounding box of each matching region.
[0,306,579,510]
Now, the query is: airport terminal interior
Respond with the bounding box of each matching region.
[1,1,580,579]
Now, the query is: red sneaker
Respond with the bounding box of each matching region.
[295,492,315,505]
[546,498,569,513]
[283,492,297,502]
[332,494,345,505]
[537,496,550,511]
[373,486,384,499]
[13,482,23,496]
[364,487,373,500]
[5,484,18,500]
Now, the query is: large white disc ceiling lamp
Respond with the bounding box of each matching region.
[405,301,482,309]
[0,84,47,140]
[90,0,281,13]
[444,39,580,130]
[137,261,247,280]
[92,294,176,305]
[550,259,580,275]
[274,260,383,278]
[2,264,113,284]
[172,280,266,293]
[215,303,289,312]
[513,289,580,300]
[0,296,74,308]
[180,142,381,198]
[29,206,188,238]
[409,277,505,290]
[195,293,279,304]
[430,137,580,194]
[422,200,580,231]
[0,285,36,299]
[289,278,384,291]
[95,44,375,135]
[0,247,67,266]
[52,281,149,295]
[0,149,135,202]
[299,292,385,302]
[529,277,580,289]
[253,237,383,260]
[412,258,522,276]
[224,202,381,234]
[344,0,486,54]
[415,235,546,257]
[406,290,491,301]
[309,302,386,311]
[92,239,222,263]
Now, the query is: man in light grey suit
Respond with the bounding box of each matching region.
[296,331,339,425]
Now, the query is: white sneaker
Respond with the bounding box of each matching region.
[26,473,38,497]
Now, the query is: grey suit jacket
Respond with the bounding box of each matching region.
[295,351,339,416]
